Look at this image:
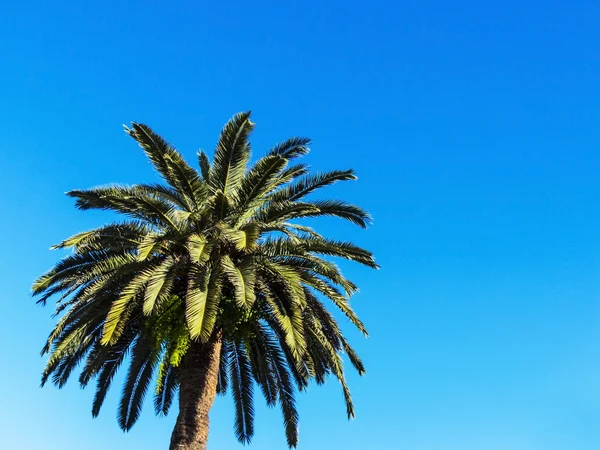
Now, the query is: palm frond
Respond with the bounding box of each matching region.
[306,317,354,419]
[47,326,100,388]
[268,137,311,159]
[217,340,231,395]
[257,324,299,447]
[198,150,211,182]
[136,183,190,210]
[210,111,254,195]
[254,201,320,224]
[234,155,287,212]
[270,170,356,203]
[340,336,365,376]
[91,327,137,417]
[143,256,177,315]
[154,363,179,416]
[102,265,158,345]
[184,266,209,340]
[52,222,149,254]
[222,256,255,309]
[301,236,379,269]
[67,187,181,230]
[185,265,222,342]
[230,341,255,444]
[277,163,309,182]
[302,200,372,228]
[247,327,278,407]
[125,123,204,209]
[118,336,158,431]
[301,272,368,336]
[187,234,208,264]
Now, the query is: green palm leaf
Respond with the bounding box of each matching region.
[222,255,255,309]
[210,111,254,195]
[270,169,356,203]
[268,137,311,159]
[230,341,255,444]
[118,336,159,430]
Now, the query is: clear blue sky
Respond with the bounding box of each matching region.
[1,1,600,449]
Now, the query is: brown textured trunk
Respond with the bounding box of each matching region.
[169,331,222,450]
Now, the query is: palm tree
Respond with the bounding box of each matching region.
[32,112,378,450]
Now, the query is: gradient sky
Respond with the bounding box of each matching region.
[2,1,600,449]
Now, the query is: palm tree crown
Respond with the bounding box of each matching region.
[33,112,378,448]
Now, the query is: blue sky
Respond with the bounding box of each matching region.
[2,1,600,449]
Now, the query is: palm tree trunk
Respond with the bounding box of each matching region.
[169,331,222,450]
